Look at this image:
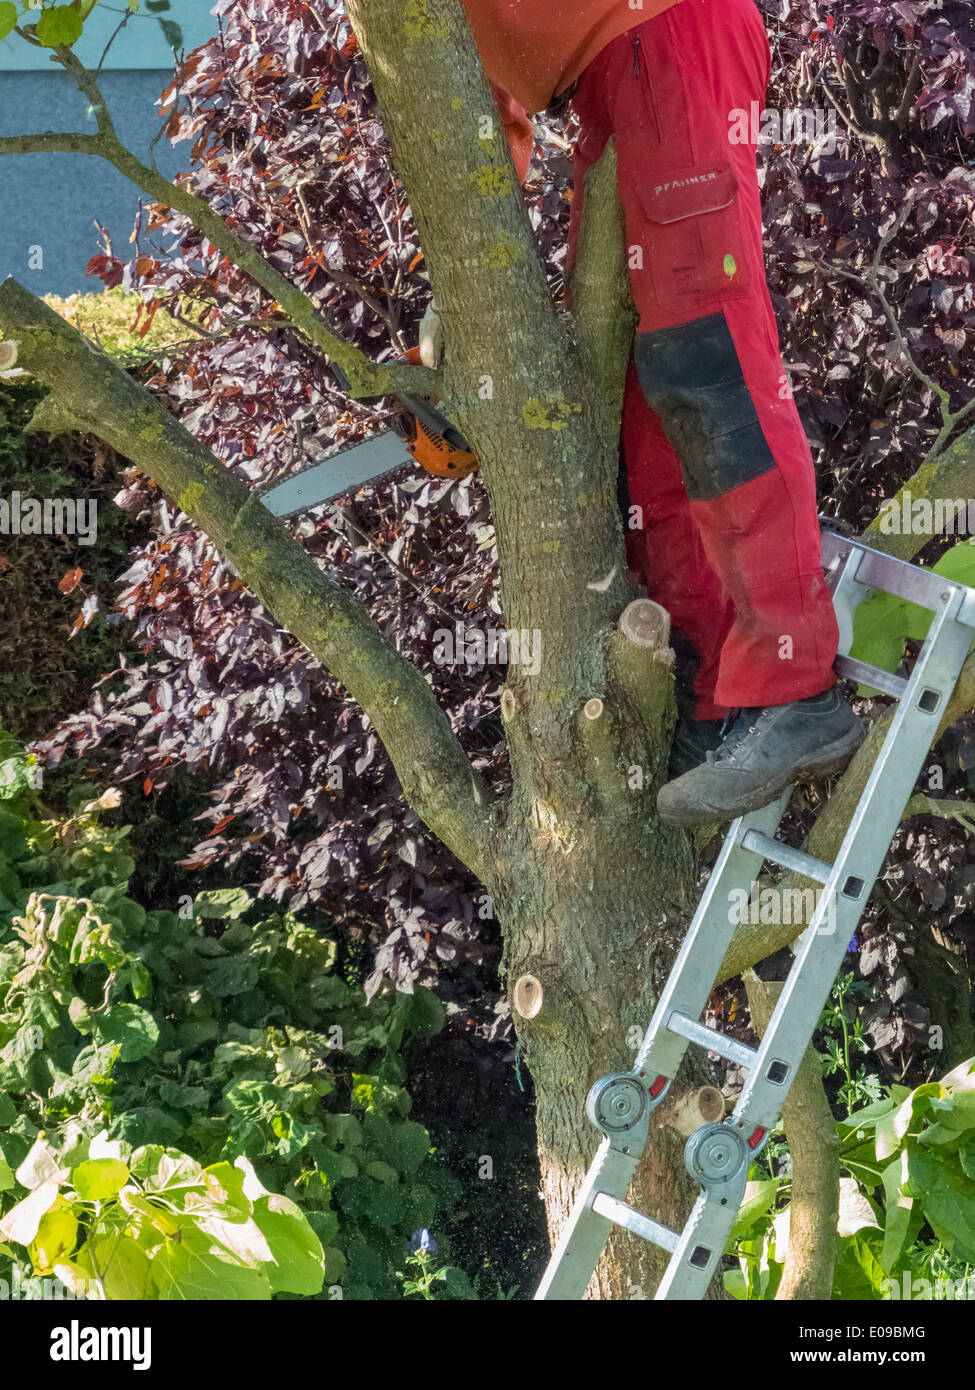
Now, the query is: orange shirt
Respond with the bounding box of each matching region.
[461,0,685,114]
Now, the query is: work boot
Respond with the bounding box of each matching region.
[657,688,864,826]
[668,717,726,778]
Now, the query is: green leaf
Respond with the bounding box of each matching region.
[68,996,92,1034]
[0,1181,60,1246]
[36,5,84,47]
[105,1107,185,1149]
[440,1265,477,1299]
[875,1083,942,1161]
[849,592,916,693]
[881,1151,913,1274]
[919,1090,975,1148]
[86,1233,151,1299]
[205,956,260,997]
[194,888,253,920]
[0,753,40,798]
[16,1139,63,1191]
[933,541,975,587]
[249,1192,325,1295]
[72,1158,130,1201]
[158,17,182,49]
[728,1179,781,1245]
[404,986,445,1039]
[960,1141,975,1181]
[905,1142,975,1262]
[149,1226,271,1300]
[838,1088,907,1136]
[129,1146,203,1189]
[0,3,16,41]
[366,1116,430,1175]
[832,1230,889,1300]
[95,1002,159,1061]
[365,1160,400,1186]
[850,544,975,693]
[29,1199,79,1274]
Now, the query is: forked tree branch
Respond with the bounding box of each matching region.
[0,277,497,884]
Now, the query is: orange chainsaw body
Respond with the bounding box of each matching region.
[395,346,479,479]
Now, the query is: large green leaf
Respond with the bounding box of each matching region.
[875,1083,942,1161]
[838,1088,908,1137]
[148,1226,271,1301]
[86,1232,152,1299]
[30,1199,79,1274]
[35,5,84,47]
[849,593,916,691]
[204,956,260,997]
[850,543,975,693]
[727,1179,781,1246]
[250,1193,325,1295]
[194,888,253,920]
[0,3,17,41]
[832,1230,889,1299]
[919,1090,975,1148]
[880,1150,913,1274]
[365,1116,430,1175]
[72,1158,131,1201]
[95,1002,159,1061]
[905,1141,975,1262]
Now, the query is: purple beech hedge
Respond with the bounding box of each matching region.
[36,0,975,1008]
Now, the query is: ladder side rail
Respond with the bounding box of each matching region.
[534,1142,644,1300]
[632,792,791,1078]
[734,592,973,1129]
[654,1174,749,1300]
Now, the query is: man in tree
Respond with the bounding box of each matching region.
[422,0,864,825]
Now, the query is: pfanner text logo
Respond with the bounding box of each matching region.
[0,491,98,545]
[50,1321,151,1371]
[654,171,719,197]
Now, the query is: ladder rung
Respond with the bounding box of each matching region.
[834,655,908,699]
[591,1194,679,1253]
[666,1011,758,1068]
[739,830,832,883]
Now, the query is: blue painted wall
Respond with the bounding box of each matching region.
[0,2,219,295]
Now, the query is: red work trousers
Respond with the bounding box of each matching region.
[567,0,838,720]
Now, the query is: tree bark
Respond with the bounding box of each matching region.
[745,973,839,1301]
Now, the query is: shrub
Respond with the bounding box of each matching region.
[0,727,471,1299]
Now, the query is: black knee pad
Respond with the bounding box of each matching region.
[634,313,775,502]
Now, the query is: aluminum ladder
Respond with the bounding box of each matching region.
[535,522,975,1300]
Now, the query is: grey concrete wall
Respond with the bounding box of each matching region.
[0,2,218,295]
[0,70,187,295]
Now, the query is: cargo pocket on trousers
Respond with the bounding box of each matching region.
[629,160,752,317]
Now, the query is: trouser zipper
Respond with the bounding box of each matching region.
[633,32,641,77]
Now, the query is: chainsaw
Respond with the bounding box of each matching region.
[261,348,478,520]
